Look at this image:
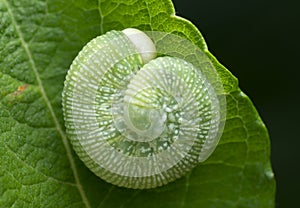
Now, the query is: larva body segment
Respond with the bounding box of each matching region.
[62,29,225,189]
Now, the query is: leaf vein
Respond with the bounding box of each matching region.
[97,186,115,208]
[3,141,77,187]
[180,172,191,208]
[2,1,90,207]
[98,0,104,34]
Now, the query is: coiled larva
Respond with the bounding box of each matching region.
[62,28,226,189]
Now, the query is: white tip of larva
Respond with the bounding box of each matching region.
[122,28,157,64]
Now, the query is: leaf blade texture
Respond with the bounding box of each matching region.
[0,0,275,207]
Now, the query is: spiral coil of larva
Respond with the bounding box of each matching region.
[62,29,226,189]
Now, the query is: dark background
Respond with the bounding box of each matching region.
[172,0,300,207]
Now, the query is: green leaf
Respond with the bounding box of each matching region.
[0,0,275,207]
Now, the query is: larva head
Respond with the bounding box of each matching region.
[122,28,157,64]
[62,28,226,189]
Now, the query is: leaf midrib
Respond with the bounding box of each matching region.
[2,1,90,207]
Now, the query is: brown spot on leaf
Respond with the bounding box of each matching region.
[17,84,28,92]
[13,84,28,96]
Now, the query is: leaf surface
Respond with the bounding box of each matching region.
[0,0,275,207]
